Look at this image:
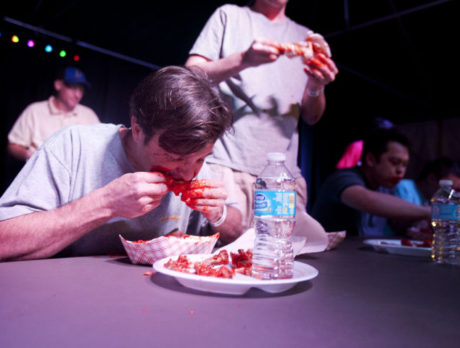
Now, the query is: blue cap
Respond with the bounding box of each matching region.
[63,67,90,87]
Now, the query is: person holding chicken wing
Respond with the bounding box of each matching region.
[185,0,338,251]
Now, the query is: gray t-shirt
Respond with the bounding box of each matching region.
[0,124,211,256]
[189,4,310,177]
[312,167,392,237]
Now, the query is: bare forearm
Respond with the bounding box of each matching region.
[342,187,431,221]
[0,188,113,260]
[300,53,338,125]
[7,143,33,162]
[373,196,430,221]
[185,53,249,85]
[300,90,326,125]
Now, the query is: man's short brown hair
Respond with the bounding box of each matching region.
[129,66,233,155]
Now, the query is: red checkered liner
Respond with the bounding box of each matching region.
[326,231,346,251]
[119,233,219,265]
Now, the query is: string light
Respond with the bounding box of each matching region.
[5,32,81,61]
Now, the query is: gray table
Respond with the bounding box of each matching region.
[1,238,459,348]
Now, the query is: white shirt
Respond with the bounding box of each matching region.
[8,96,100,150]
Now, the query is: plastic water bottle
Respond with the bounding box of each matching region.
[252,152,296,279]
[452,189,460,265]
[430,179,459,265]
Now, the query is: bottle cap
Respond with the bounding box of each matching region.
[267,152,286,162]
[439,179,453,186]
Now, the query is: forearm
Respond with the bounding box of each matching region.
[300,54,338,125]
[300,88,326,125]
[0,188,114,261]
[210,205,243,245]
[7,143,33,162]
[343,188,431,221]
[185,53,249,85]
[377,198,430,221]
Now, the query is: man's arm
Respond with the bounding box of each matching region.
[185,38,281,85]
[300,53,339,125]
[181,179,243,244]
[0,172,168,261]
[209,205,243,244]
[341,185,431,221]
[187,41,338,125]
[7,142,35,162]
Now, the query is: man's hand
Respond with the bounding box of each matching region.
[180,179,228,224]
[242,38,282,68]
[303,53,339,90]
[101,172,169,218]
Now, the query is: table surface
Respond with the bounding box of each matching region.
[1,238,459,348]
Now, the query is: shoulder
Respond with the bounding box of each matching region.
[35,124,119,169]
[46,123,118,147]
[319,167,366,197]
[216,4,245,15]
[207,4,247,24]
[394,179,421,202]
[20,99,49,115]
[396,179,416,190]
[328,167,365,185]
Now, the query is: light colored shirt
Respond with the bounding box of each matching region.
[8,96,100,150]
[189,4,310,177]
[394,179,427,206]
[0,124,211,256]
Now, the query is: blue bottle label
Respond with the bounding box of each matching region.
[254,190,296,217]
[431,203,460,220]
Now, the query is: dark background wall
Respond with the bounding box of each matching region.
[1,0,459,207]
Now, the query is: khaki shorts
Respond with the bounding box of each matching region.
[208,163,309,231]
[209,163,328,253]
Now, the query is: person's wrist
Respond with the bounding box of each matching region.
[306,87,324,97]
[210,205,227,228]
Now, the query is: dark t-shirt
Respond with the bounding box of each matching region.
[312,167,392,236]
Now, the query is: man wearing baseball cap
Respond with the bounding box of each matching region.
[7,66,100,161]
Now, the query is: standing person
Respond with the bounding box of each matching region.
[7,66,100,162]
[312,128,431,237]
[185,0,338,251]
[0,66,242,261]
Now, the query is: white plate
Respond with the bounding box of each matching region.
[153,254,318,295]
[364,239,431,257]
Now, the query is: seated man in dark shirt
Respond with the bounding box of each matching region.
[312,128,430,236]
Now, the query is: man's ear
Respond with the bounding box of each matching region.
[54,79,64,91]
[364,152,377,167]
[131,116,149,146]
[131,116,142,142]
